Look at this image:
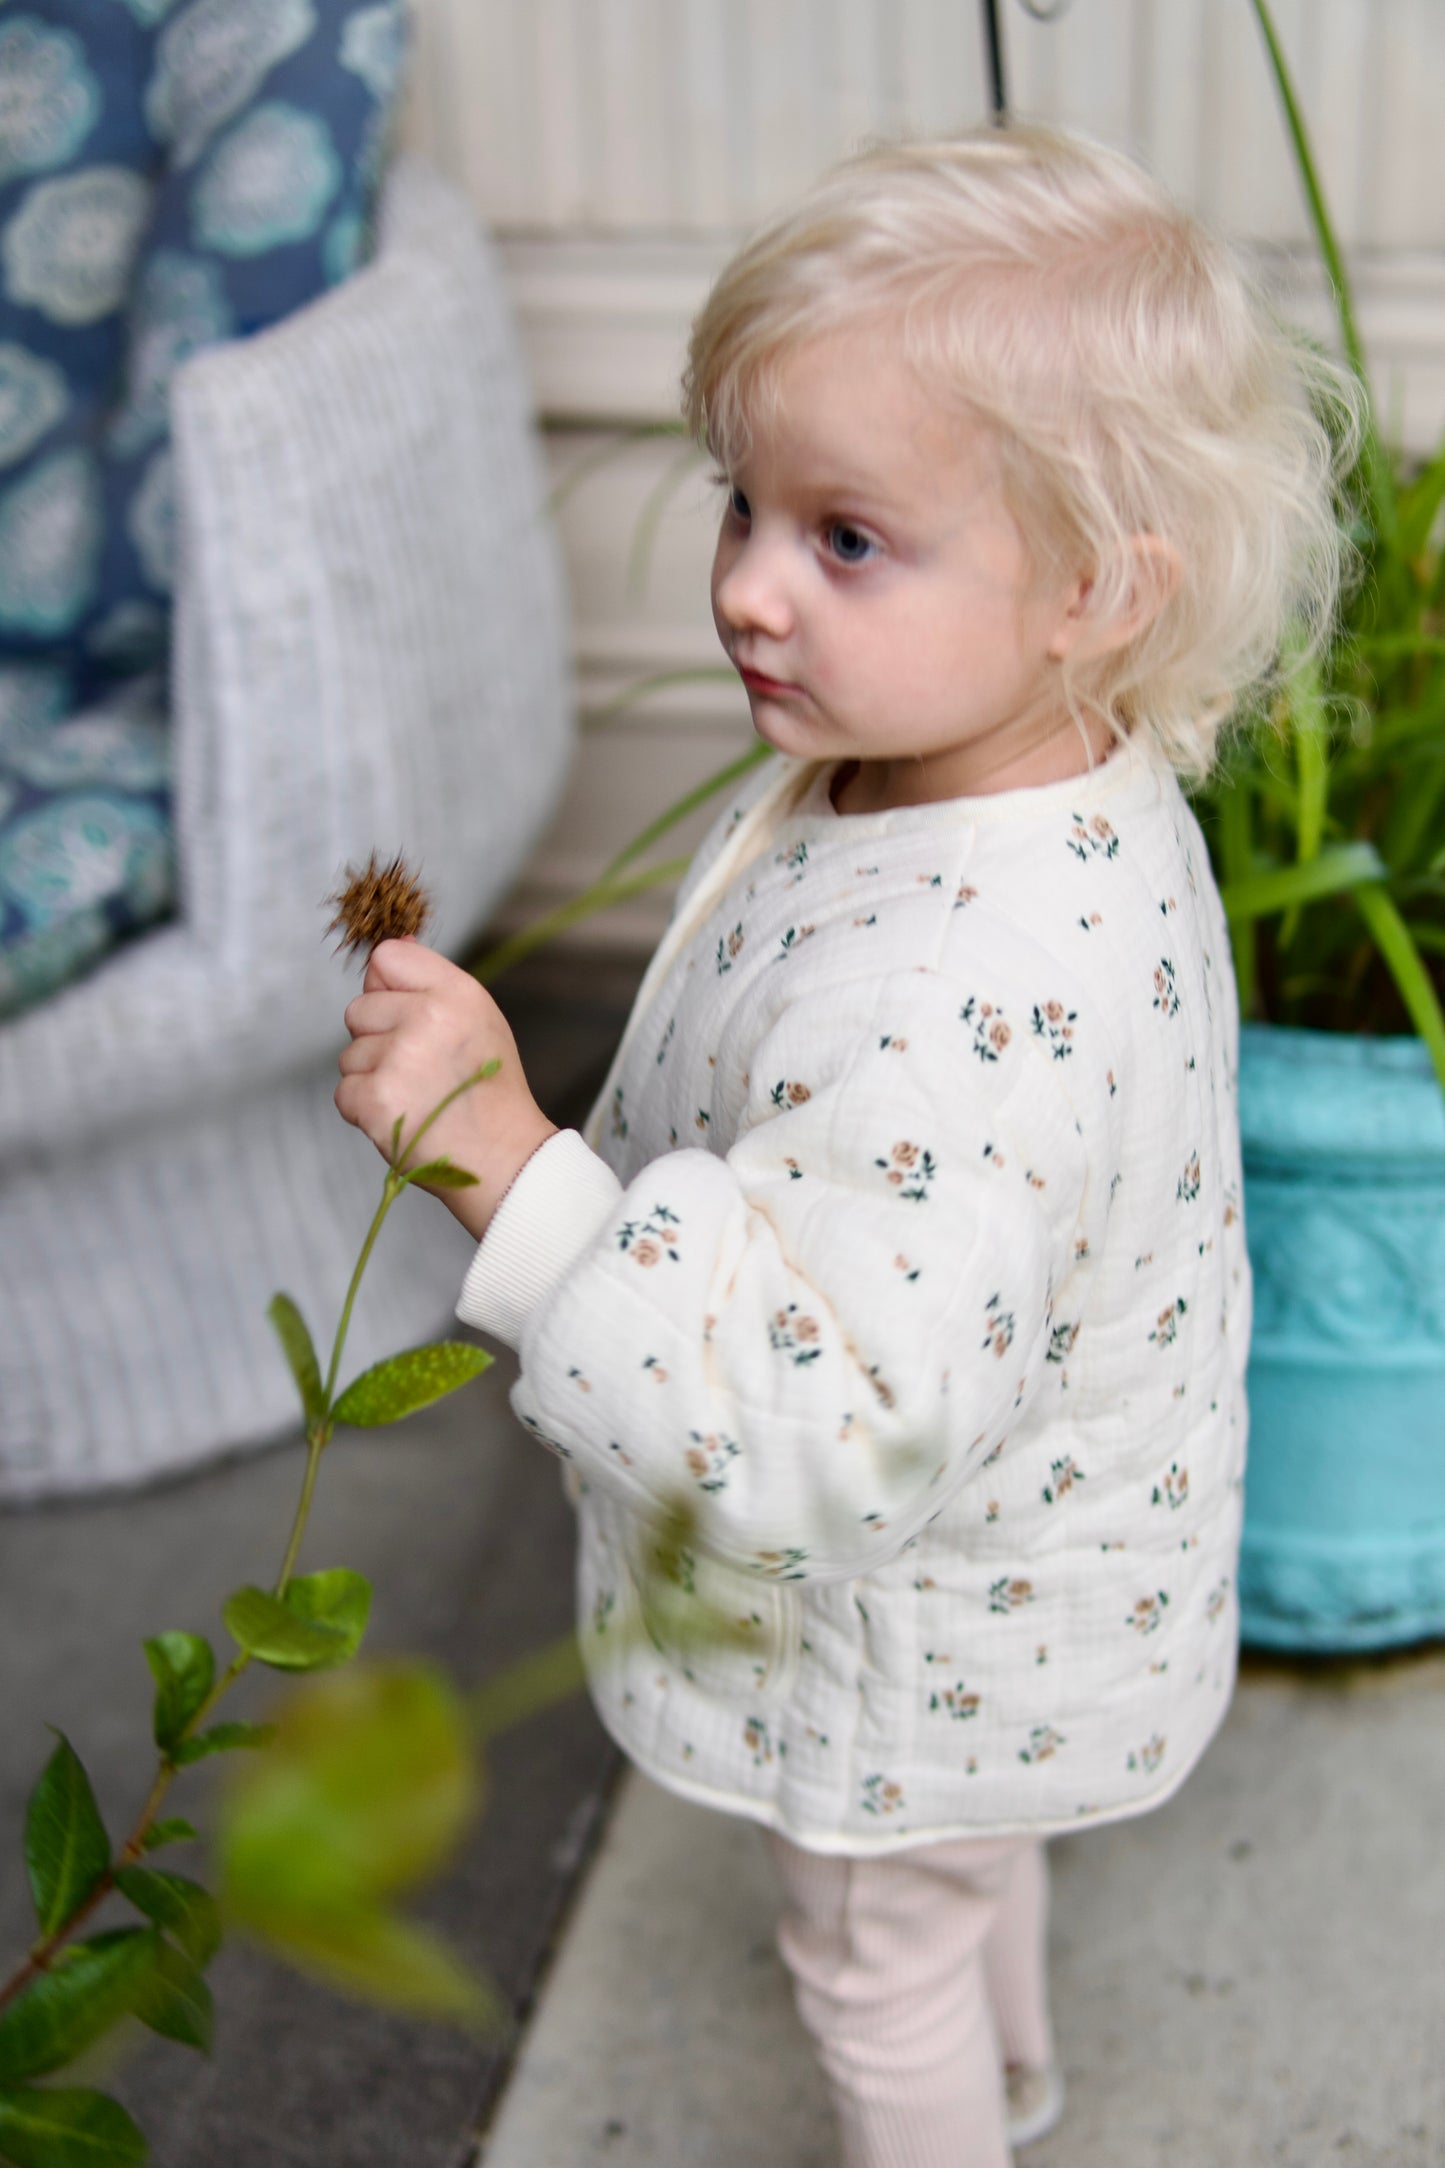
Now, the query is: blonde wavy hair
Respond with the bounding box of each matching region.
[683,124,1363,782]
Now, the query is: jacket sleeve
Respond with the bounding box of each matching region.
[462,965,1114,1582]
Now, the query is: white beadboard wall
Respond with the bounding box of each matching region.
[395,0,1445,953]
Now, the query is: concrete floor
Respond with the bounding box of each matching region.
[480,1650,1445,2168]
[0,955,634,2168]
[6,951,1444,2167]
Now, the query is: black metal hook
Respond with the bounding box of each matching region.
[980,0,1074,123]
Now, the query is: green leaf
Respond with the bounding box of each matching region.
[1352,883,1445,1092]
[1220,840,1388,922]
[222,1571,371,1672]
[142,1634,214,1756]
[139,1819,197,1854]
[474,857,693,988]
[0,2087,146,2168]
[265,1295,325,1425]
[113,1870,221,1969]
[170,1723,275,1768]
[0,1931,160,2086]
[219,1661,478,1917]
[597,741,772,883]
[129,1940,213,2056]
[24,1740,110,1943]
[397,1159,480,1189]
[235,1902,499,2029]
[468,1633,587,1743]
[332,1344,492,1428]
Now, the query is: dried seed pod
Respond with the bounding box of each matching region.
[325,852,432,962]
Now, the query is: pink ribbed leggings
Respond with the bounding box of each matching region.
[766,1831,1054,2168]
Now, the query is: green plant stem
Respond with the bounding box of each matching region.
[599,743,771,881]
[474,858,691,988]
[0,1067,504,2028]
[321,1179,400,1411]
[392,1062,503,1179]
[1249,0,1396,543]
[1352,885,1445,1089]
[274,1430,329,1599]
[468,1632,588,1742]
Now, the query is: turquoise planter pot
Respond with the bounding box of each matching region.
[1237,1024,1445,1651]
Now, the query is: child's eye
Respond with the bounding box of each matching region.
[827,521,875,565]
[726,484,751,523]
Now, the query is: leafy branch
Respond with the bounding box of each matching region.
[0,1079,503,2165]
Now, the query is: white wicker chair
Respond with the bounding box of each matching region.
[0,156,573,1498]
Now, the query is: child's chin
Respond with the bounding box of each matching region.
[749,699,835,758]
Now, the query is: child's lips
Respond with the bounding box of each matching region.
[738,665,803,699]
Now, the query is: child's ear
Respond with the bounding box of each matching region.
[1048,535,1181,663]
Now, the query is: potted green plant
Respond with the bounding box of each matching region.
[1187,0,1445,1651]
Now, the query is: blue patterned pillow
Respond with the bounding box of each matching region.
[0,0,407,1019]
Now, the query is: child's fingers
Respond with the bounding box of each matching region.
[342,989,413,1039]
[336,1034,384,1076]
[363,937,457,994]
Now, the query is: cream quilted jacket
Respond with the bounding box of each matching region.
[458,737,1251,1849]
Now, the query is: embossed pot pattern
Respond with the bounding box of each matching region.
[1238,1023,1445,1651]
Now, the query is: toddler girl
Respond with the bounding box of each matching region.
[336,124,1356,2166]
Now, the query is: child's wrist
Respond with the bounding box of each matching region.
[443,1112,559,1244]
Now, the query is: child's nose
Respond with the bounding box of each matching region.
[712,532,795,640]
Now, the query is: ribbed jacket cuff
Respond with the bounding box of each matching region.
[455,1128,623,1350]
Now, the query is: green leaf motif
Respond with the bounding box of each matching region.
[399,1158,480,1189]
[139,1818,198,1854]
[113,1870,221,1969]
[222,1571,371,1672]
[23,1739,110,1942]
[265,1294,326,1424]
[171,1723,275,1767]
[332,1343,492,1428]
[237,1902,499,2029]
[220,1661,478,1917]
[130,1940,213,2056]
[142,1634,214,1756]
[0,1931,160,2087]
[220,1662,490,2030]
[0,2086,146,2168]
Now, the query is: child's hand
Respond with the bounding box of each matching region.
[335,939,556,1243]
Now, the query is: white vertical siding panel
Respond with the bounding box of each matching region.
[898,0,987,136]
[1038,0,1136,144]
[1200,0,1307,242]
[1134,0,1207,205]
[593,0,672,226]
[532,0,593,227]
[871,0,908,137]
[1298,0,1374,253]
[396,0,464,186]
[826,0,889,156]
[674,0,736,229]
[745,0,826,218]
[452,0,539,225]
[1369,0,1445,254]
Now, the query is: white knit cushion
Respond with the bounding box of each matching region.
[0,156,574,1494]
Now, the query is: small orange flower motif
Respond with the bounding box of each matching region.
[892,1141,919,1168]
[631,1236,661,1267]
[787,1081,811,1104]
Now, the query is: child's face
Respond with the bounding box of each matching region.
[710,327,1106,808]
